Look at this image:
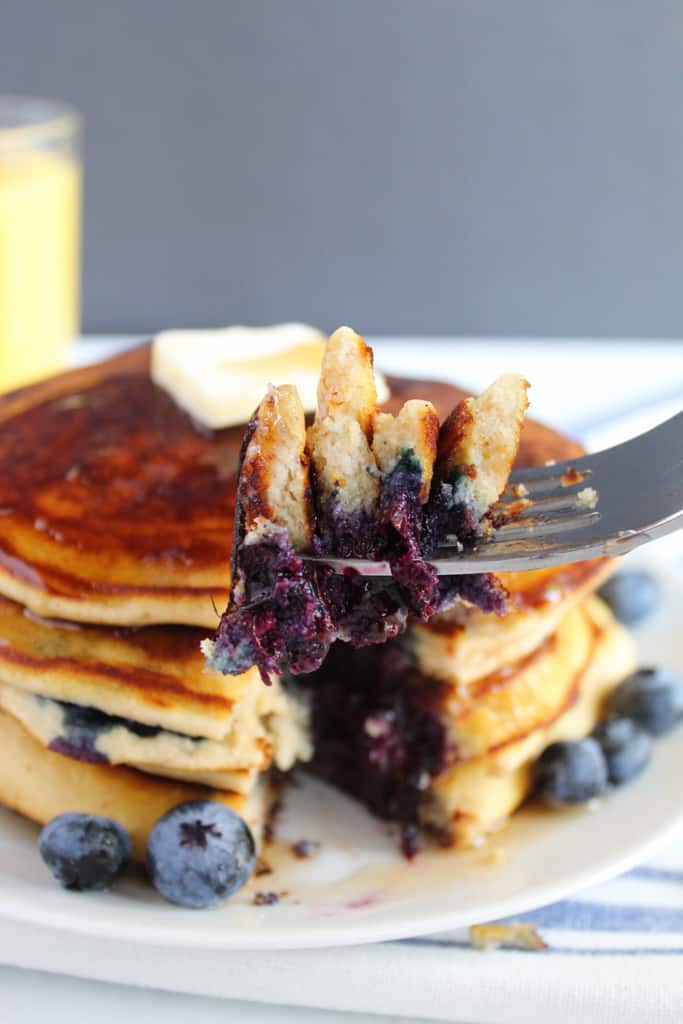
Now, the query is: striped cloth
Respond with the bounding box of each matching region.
[112,832,683,1024]
[196,834,683,1023]
[408,852,683,958]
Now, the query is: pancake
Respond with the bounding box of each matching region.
[412,558,615,687]
[0,340,628,859]
[423,597,637,844]
[0,343,589,628]
[0,594,310,790]
[0,707,268,861]
[436,601,599,761]
[0,685,309,793]
[307,596,635,853]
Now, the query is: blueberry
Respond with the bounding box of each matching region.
[39,813,131,891]
[533,739,608,806]
[592,716,653,785]
[610,667,683,736]
[147,801,256,909]
[598,570,660,625]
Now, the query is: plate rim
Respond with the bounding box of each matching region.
[0,784,681,951]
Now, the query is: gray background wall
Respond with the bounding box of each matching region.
[3,1,683,336]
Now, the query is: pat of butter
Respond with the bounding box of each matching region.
[151,323,390,429]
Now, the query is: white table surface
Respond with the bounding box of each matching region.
[0,965,442,1024]
[2,334,681,1024]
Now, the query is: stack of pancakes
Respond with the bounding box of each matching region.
[0,346,312,859]
[306,566,635,853]
[0,345,635,858]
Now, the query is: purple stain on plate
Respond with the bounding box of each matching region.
[346,893,378,910]
[312,893,380,918]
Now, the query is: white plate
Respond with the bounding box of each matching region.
[0,542,681,955]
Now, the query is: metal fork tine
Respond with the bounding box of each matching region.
[504,467,594,499]
[438,509,600,546]
[501,473,594,504]
[495,493,591,516]
[486,511,601,541]
[507,454,593,486]
[302,410,683,575]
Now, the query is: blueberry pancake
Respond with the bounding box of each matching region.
[307,596,635,855]
[207,331,414,683]
[372,399,440,616]
[418,375,529,619]
[0,707,268,861]
[306,329,527,620]
[422,596,636,846]
[0,594,310,796]
[0,336,638,861]
[206,328,529,681]
[205,366,407,684]
[305,327,410,650]
[202,385,337,684]
[427,374,529,542]
[307,326,381,558]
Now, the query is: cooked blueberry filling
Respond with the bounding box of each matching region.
[208,526,336,685]
[379,451,440,620]
[314,500,382,560]
[210,531,409,684]
[378,453,507,621]
[49,735,108,764]
[320,573,407,647]
[211,421,509,682]
[33,694,191,765]
[304,640,451,857]
[435,572,509,617]
[423,468,480,553]
[56,698,161,739]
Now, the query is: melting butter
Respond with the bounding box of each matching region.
[151,323,390,429]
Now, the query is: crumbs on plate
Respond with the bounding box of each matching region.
[252,890,282,906]
[291,839,321,859]
[468,923,547,951]
[254,856,273,877]
[479,846,507,867]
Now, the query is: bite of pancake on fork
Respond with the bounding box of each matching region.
[203,326,528,683]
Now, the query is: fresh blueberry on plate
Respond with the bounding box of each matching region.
[39,812,132,891]
[598,570,660,625]
[592,715,653,785]
[533,739,608,806]
[147,800,256,909]
[611,667,683,736]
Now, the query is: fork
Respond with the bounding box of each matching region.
[305,410,683,575]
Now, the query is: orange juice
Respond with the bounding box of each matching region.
[0,99,81,392]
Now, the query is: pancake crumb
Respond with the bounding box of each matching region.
[253,890,280,906]
[577,486,598,510]
[510,482,529,498]
[480,846,507,867]
[291,839,320,859]
[561,466,585,486]
[469,922,547,951]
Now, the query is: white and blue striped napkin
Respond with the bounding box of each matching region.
[122,840,682,1023]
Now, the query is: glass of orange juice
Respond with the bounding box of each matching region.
[0,96,81,392]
